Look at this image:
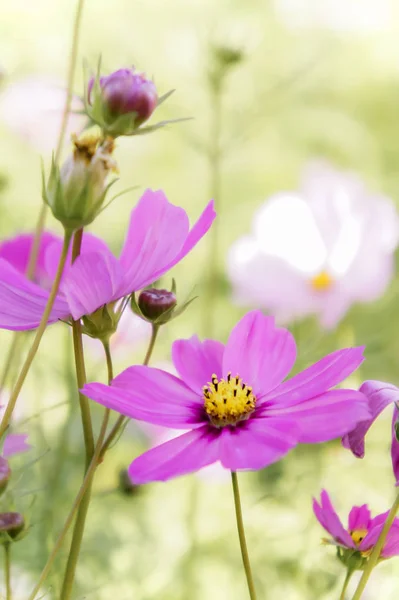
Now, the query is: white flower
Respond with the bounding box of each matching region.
[227,161,399,328]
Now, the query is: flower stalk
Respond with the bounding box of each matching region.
[0,231,72,439]
[231,471,257,600]
[4,543,11,600]
[351,491,399,600]
[340,568,354,600]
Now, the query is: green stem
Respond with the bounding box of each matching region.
[231,472,257,600]
[0,231,72,439]
[4,543,11,600]
[27,411,110,600]
[351,491,399,600]
[340,569,354,600]
[100,323,159,458]
[0,0,86,409]
[202,79,222,337]
[71,228,94,467]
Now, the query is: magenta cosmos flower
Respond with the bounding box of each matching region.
[0,190,215,331]
[82,310,369,484]
[313,490,399,562]
[343,380,399,485]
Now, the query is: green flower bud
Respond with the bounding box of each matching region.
[0,512,25,543]
[43,130,117,231]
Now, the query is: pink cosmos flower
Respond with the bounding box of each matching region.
[313,490,399,560]
[342,380,399,485]
[82,310,369,484]
[227,162,399,328]
[0,76,84,153]
[0,190,215,331]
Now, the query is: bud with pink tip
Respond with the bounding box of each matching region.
[87,67,158,137]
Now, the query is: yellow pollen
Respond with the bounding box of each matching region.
[203,373,256,428]
[350,528,368,546]
[311,270,334,291]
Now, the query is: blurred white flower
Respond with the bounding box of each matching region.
[274,0,392,34]
[0,75,85,152]
[227,161,399,329]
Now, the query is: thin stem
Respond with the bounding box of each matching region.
[4,543,11,600]
[102,340,114,382]
[71,229,94,467]
[340,569,354,600]
[0,232,72,439]
[231,471,257,600]
[0,0,86,402]
[100,323,159,458]
[59,228,94,600]
[202,79,222,337]
[351,491,399,600]
[27,412,110,600]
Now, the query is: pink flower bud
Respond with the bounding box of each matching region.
[138,288,177,320]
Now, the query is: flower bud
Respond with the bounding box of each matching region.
[43,130,117,231]
[0,512,25,541]
[0,457,10,496]
[87,68,158,137]
[138,288,177,321]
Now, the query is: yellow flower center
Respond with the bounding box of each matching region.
[311,270,334,291]
[203,373,256,427]
[350,529,368,546]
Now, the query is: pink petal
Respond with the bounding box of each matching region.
[128,426,220,484]
[0,259,69,330]
[359,518,399,556]
[62,251,124,320]
[381,522,399,557]
[0,232,61,286]
[2,433,30,458]
[82,365,204,428]
[312,490,355,548]
[172,336,224,393]
[391,407,399,486]
[119,190,189,291]
[218,417,299,471]
[45,232,113,282]
[264,347,365,408]
[222,310,296,397]
[342,380,399,458]
[348,505,371,532]
[266,390,369,443]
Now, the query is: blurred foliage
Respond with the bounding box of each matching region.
[1,0,399,598]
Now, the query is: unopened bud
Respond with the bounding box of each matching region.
[0,512,24,541]
[138,288,177,321]
[0,458,10,496]
[43,130,117,230]
[87,68,158,137]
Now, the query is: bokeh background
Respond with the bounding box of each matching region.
[1,0,399,598]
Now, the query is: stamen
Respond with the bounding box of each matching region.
[203,373,256,428]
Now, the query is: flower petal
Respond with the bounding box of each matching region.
[264,347,365,408]
[359,518,399,556]
[342,380,399,458]
[119,190,189,291]
[266,390,369,443]
[2,434,30,458]
[62,251,124,320]
[172,336,224,393]
[222,310,296,397]
[312,490,355,548]
[128,426,220,484]
[348,505,371,532]
[0,259,69,330]
[82,365,204,428]
[0,231,60,286]
[218,417,299,471]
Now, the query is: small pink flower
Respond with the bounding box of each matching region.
[227,161,399,328]
[313,490,399,560]
[0,190,215,331]
[342,380,399,485]
[82,310,368,484]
